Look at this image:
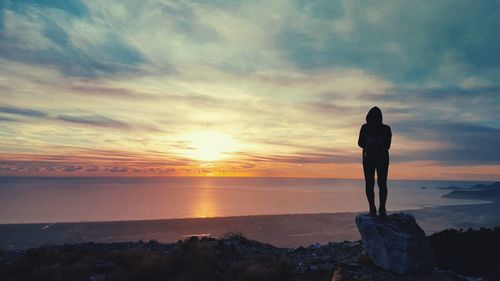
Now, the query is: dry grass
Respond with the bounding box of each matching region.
[0,235,294,281]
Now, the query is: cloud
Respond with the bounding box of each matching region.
[0,106,48,118]
[63,165,83,172]
[86,166,98,172]
[1,1,144,77]
[278,1,500,84]
[240,151,359,164]
[2,0,500,83]
[56,114,130,129]
[108,166,128,173]
[0,115,16,122]
[393,121,500,165]
[0,0,499,179]
[0,147,192,172]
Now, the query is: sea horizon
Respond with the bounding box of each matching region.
[0,176,491,225]
[2,175,499,181]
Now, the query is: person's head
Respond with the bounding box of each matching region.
[366,106,383,125]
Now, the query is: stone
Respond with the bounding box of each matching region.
[89,274,106,281]
[95,259,119,271]
[311,242,321,249]
[355,212,435,274]
[331,264,352,281]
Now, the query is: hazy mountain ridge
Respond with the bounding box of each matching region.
[441,182,500,200]
[438,182,500,190]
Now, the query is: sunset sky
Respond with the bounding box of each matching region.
[1,1,499,180]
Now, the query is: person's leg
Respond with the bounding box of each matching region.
[376,161,389,217]
[363,160,376,216]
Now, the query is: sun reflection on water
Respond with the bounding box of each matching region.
[191,183,218,218]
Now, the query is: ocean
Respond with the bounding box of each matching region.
[0,177,489,224]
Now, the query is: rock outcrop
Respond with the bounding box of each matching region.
[356,212,435,274]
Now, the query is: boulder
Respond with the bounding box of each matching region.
[355,212,435,274]
[331,264,352,281]
[95,259,119,271]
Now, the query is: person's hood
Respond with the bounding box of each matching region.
[366,106,383,125]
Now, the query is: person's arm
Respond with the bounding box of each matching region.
[386,126,392,150]
[358,125,366,149]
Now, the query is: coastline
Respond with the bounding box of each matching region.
[1,201,499,250]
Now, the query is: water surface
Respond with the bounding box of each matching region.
[0,177,489,224]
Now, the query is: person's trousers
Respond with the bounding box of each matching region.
[363,153,389,210]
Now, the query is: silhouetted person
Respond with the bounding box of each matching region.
[358,106,392,218]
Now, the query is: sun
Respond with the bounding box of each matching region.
[183,131,238,161]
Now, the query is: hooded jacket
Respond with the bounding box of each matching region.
[358,106,392,159]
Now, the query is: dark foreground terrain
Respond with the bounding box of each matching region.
[1,228,499,281]
[428,227,500,281]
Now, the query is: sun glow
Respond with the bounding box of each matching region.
[183,131,238,161]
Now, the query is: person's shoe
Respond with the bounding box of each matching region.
[369,206,377,217]
[379,207,387,218]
